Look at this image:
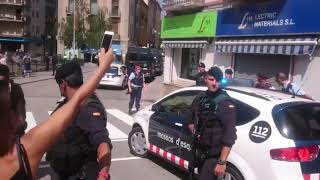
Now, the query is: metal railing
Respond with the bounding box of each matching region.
[0,0,23,5]
[163,0,205,10]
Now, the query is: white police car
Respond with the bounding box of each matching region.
[128,86,320,180]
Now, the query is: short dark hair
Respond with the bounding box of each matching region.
[276,72,288,82]
[55,62,83,87]
[198,63,205,68]
[225,68,233,75]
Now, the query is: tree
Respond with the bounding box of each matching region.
[58,0,89,49]
[86,8,112,49]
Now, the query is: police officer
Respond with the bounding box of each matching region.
[195,63,206,86]
[128,64,145,114]
[188,66,237,180]
[47,62,112,180]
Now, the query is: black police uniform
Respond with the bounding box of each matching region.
[195,71,207,86]
[129,72,144,112]
[190,89,237,180]
[47,94,112,179]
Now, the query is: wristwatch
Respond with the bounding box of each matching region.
[217,159,227,165]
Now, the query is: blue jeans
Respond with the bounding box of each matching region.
[129,87,142,111]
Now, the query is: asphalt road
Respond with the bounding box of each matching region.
[22,72,187,180]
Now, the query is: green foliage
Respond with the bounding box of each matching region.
[58,0,111,49]
[86,8,112,49]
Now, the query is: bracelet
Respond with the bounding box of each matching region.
[99,170,110,179]
[217,159,227,165]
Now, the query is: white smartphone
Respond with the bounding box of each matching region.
[101,31,114,50]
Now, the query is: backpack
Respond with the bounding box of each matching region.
[46,95,105,176]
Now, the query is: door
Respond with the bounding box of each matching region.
[148,90,200,158]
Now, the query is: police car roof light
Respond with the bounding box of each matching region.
[270,145,319,162]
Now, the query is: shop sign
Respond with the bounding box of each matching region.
[161,11,217,39]
[216,0,320,37]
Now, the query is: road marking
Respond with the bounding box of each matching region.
[106,109,133,126]
[111,157,141,162]
[111,138,128,142]
[107,122,128,140]
[26,112,37,132]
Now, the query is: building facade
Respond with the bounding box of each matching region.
[161,0,320,100]
[0,0,31,52]
[57,0,161,59]
[161,0,227,86]
[0,0,57,57]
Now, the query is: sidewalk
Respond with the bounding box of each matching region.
[12,63,98,85]
[142,75,180,103]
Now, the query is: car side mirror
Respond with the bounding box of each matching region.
[151,104,163,112]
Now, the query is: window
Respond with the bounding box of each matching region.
[160,91,199,114]
[106,67,118,75]
[90,0,97,15]
[273,103,320,140]
[232,99,260,126]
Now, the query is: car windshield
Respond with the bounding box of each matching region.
[106,67,118,75]
[273,103,320,140]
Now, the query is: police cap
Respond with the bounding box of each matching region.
[208,67,223,82]
[55,62,82,83]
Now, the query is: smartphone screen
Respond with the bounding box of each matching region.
[101,33,113,50]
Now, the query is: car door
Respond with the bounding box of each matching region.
[148,90,201,159]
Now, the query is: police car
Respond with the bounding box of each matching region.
[99,64,128,89]
[128,86,320,180]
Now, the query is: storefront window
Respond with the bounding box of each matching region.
[180,48,201,80]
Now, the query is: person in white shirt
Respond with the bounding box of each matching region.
[276,72,313,100]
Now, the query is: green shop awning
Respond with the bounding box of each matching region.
[161,11,217,39]
[0,37,33,43]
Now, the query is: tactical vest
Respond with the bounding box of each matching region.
[46,94,106,176]
[196,90,231,156]
[131,72,143,87]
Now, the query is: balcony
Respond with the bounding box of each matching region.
[0,0,23,6]
[163,0,205,11]
[0,14,24,22]
[0,30,23,37]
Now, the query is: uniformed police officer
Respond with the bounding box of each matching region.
[188,66,237,180]
[47,62,112,180]
[195,63,207,86]
[128,64,145,114]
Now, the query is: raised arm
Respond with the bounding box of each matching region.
[22,48,114,170]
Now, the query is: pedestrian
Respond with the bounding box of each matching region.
[276,72,313,100]
[51,54,57,76]
[0,48,114,180]
[195,62,207,86]
[22,53,32,78]
[255,74,275,90]
[72,54,78,62]
[188,66,237,180]
[128,64,145,114]
[46,61,113,179]
[44,52,50,71]
[0,64,27,136]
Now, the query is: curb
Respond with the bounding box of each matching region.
[17,70,95,85]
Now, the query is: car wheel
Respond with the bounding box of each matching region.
[222,164,244,180]
[128,127,148,158]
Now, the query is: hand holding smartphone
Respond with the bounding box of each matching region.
[101,31,114,50]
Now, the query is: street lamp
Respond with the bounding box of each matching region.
[72,0,76,58]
